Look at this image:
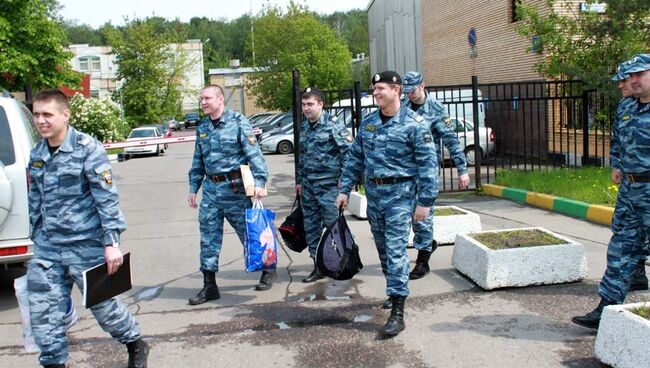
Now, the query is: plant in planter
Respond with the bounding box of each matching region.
[409,205,482,245]
[595,302,650,368]
[452,227,587,290]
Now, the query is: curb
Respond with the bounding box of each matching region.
[481,184,614,226]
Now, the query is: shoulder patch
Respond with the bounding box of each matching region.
[247,135,257,145]
[444,117,452,127]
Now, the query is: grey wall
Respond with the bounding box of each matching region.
[367,0,422,76]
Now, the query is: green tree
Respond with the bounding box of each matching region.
[516,0,650,96]
[320,10,369,57]
[248,3,352,110]
[0,0,80,91]
[106,18,188,126]
[61,20,104,46]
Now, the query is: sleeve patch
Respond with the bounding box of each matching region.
[444,117,452,127]
[247,135,258,145]
[423,132,433,143]
[102,170,113,185]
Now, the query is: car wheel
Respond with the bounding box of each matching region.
[277,141,293,154]
[464,146,483,166]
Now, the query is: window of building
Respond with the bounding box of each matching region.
[78,56,101,72]
[511,0,522,23]
[90,90,100,98]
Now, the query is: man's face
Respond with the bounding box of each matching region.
[629,70,650,99]
[405,84,425,102]
[200,88,225,117]
[618,79,634,98]
[301,96,323,121]
[372,83,400,108]
[33,100,69,141]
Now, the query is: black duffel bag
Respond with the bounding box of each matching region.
[278,196,308,253]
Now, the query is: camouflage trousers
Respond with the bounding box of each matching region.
[365,180,416,297]
[27,238,140,366]
[199,178,251,273]
[412,211,435,252]
[300,177,340,258]
[599,180,650,304]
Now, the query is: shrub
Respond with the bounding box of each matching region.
[69,93,129,143]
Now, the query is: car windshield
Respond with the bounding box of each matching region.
[129,129,156,138]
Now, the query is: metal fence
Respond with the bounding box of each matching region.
[291,71,617,193]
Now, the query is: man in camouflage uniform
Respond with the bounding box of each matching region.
[572,54,650,329]
[27,89,148,368]
[401,71,470,281]
[296,87,352,283]
[188,85,271,305]
[336,71,439,337]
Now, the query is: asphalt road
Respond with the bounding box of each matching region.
[0,139,647,367]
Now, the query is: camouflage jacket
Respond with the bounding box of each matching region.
[610,98,650,175]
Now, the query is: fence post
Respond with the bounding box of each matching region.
[581,89,590,166]
[353,81,362,137]
[292,69,301,184]
[471,76,482,189]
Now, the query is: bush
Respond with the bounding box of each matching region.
[69,93,129,143]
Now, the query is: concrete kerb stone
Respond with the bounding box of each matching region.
[481,184,614,226]
[595,302,650,368]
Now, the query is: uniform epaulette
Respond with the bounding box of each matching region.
[330,115,338,122]
[415,115,425,123]
[78,135,92,146]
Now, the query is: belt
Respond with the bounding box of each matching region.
[626,174,650,183]
[209,171,241,183]
[370,176,413,185]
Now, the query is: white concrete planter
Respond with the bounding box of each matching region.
[409,206,482,246]
[595,302,650,368]
[108,154,118,163]
[348,191,367,219]
[451,227,587,290]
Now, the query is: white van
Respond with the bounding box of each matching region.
[0,92,37,267]
[428,88,486,127]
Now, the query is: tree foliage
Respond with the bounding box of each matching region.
[106,18,189,126]
[69,93,128,142]
[319,10,369,57]
[0,0,79,91]
[516,0,650,95]
[248,3,352,110]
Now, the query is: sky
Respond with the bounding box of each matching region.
[58,0,371,28]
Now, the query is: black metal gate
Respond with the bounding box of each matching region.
[291,70,616,193]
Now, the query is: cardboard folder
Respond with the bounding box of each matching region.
[240,165,268,197]
[82,253,132,308]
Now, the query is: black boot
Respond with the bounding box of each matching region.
[255,270,277,291]
[629,261,648,291]
[571,299,615,329]
[189,271,220,305]
[303,260,324,283]
[409,249,433,280]
[43,365,66,368]
[380,296,406,336]
[381,296,393,309]
[126,338,149,368]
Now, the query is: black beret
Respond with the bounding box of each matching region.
[372,71,402,85]
[302,86,323,99]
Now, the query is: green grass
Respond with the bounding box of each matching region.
[106,148,124,155]
[434,207,465,216]
[630,305,650,320]
[471,229,566,250]
[494,167,617,206]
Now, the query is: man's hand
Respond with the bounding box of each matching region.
[188,193,198,208]
[295,184,303,196]
[458,173,470,189]
[612,169,622,184]
[336,193,349,209]
[413,205,430,222]
[105,246,123,275]
[254,186,267,199]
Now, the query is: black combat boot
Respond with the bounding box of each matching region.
[43,365,66,368]
[380,296,406,336]
[409,249,433,280]
[189,271,220,305]
[629,261,648,291]
[571,299,615,329]
[255,270,277,291]
[302,260,324,283]
[382,296,393,309]
[126,338,149,368]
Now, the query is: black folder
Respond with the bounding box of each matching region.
[82,252,132,308]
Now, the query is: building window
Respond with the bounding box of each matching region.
[78,56,101,72]
[511,0,522,23]
[90,90,100,98]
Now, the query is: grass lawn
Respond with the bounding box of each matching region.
[106,148,124,155]
[494,167,617,207]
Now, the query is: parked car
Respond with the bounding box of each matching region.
[441,118,495,166]
[0,92,38,266]
[184,112,201,129]
[165,117,180,131]
[247,112,275,126]
[252,113,294,141]
[123,127,167,158]
[260,124,295,154]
